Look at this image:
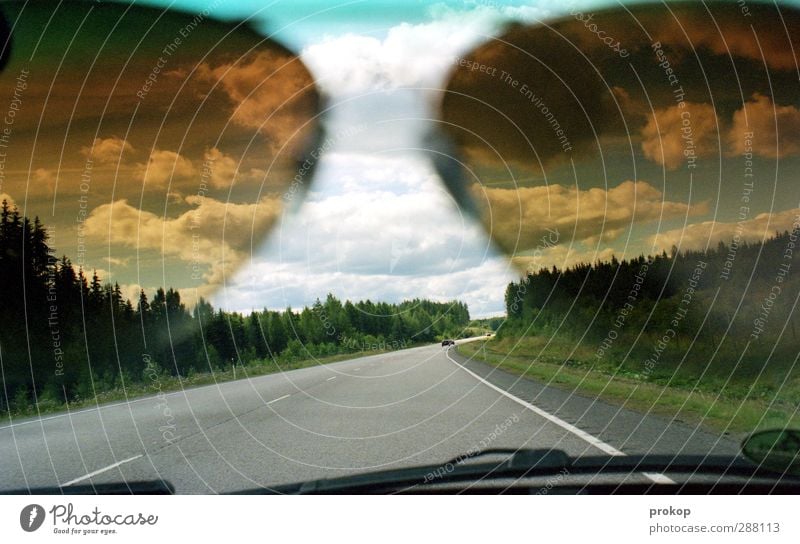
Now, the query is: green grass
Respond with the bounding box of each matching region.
[6,347,407,421]
[457,335,800,437]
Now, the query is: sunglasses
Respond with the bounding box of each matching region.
[1,0,799,288]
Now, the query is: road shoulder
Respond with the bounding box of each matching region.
[448,345,741,456]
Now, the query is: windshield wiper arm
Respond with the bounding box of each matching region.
[262,451,800,494]
[445,448,571,470]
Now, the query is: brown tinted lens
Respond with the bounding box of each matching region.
[438,2,800,270]
[0,1,320,294]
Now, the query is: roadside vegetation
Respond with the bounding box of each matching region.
[1,202,470,417]
[459,232,800,435]
[10,348,408,419]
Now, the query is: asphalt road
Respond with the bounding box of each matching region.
[0,339,740,493]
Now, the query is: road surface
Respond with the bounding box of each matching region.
[0,340,739,493]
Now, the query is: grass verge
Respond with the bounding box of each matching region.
[457,336,800,437]
[6,347,409,421]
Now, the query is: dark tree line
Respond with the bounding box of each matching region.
[501,230,800,386]
[0,202,470,412]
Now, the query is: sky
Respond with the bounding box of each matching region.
[2,0,799,318]
[210,1,552,317]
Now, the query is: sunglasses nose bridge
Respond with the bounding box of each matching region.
[301,86,447,165]
[303,90,498,240]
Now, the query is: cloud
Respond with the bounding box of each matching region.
[32,168,56,191]
[649,208,800,252]
[82,195,284,286]
[118,283,144,307]
[313,152,435,195]
[203,148,238,189]
[441,3,800,174]
[478,180,706,254]
[80,137,134,164]
[301,8,514,96]
[136,149,196,188]
[203,148,267,189]
[0,193,16,207]
[651,4,800,72]
[640,102,719,170]
[728,94,800,159]
[103,256,130,268]
[214,143,521,317]
[3,169,58,199]
[272,187,492,277]
[512,245,618,274]
[219,255,515,318]
[201,50,319,154]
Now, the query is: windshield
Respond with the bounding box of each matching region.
[1,0,800,498]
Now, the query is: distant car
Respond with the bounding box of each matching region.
[441,339,455,347]
[485,332,492,336]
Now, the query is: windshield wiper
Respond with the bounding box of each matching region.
[259,449,800,494]
[443,447,571,469]
[0,480,174,495]
[7,450,797,495]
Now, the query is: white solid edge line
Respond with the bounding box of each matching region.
[445,351,623,456]
[0,387,196,431]
[60,454,143,487]
[267,394,290,404]
[445,351,676,484]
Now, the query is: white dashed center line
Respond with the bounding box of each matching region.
[60,454,143,487]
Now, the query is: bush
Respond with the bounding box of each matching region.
[13,386,30,415]
[35,384,63,412]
